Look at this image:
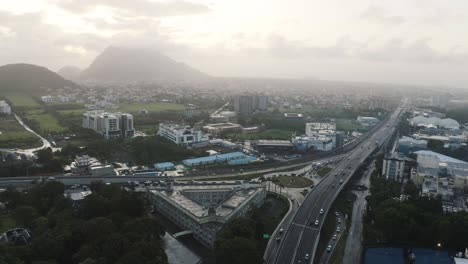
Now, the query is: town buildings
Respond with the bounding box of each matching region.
[82,110,134,140]
[150,182,266,248]
[382,153,406,181]
[232,95,268,115]
[158,123,209,147]
[0,100,11,115]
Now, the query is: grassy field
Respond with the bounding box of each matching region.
[57,108,87,115]
[4,93,41,108]
[0,116,42,148]
[25,111,66,133]
[137,124,159,135]
[275,175,314,188]
[317,167,332,177]
[336,119,370,131]
[116,102,185,113]
[227,129,294,140]
[0,216,16,233]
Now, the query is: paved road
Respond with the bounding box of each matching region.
[0,113,58,156]
[342,162,374,264]
[267,105,404,264]
[319,211,346,264]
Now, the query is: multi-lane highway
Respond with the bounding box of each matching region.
[266,106,403,264]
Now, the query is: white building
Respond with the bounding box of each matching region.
[0,100,11,114]
[158,123,209,147]
[41,95,53,103]
[292,135,334,151]
[382,154,405,181]
[303,122,337,149]
[82,110,134,140]
[150,182,266,248]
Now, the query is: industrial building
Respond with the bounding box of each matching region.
[203,123,242,135]
[158,123,209,147]
[0,100,11,115]
[150,182,266,248]
[154,162,176,171]
[82,110,134,140]
[292,135,334,152]
[397,136,428,154]
[253,140,294,152]
[182,152,257,167]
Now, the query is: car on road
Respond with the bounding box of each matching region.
[331,184,335,189]
[327,245,332,252]
[304,254,310,260]
[48,177,56,181]
[337,227,341,233]
[276,236,281,242]
[338,218,341,224]
[335,211,339,216]
[314,220,319,226]
[280,228,284,233]
[320,208,324,215]
[339,179,343,184]
[332,234,337,240]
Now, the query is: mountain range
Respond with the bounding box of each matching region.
[78,46,209,82]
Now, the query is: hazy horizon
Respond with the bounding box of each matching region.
[1,0,468,88]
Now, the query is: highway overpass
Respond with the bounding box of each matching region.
[266,106,403,264]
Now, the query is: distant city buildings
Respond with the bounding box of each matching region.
[382,153,406,181]
[158,123,209,147]
[82,110,134,140]
[150,182,266,248]
[232,94,268,115]
[0,100,11,114]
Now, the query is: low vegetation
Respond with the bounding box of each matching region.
[0,115,42,148]
[317,167,332,177]
[273,175,314,188]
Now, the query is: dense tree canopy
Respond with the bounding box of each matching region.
[0,181,167,264]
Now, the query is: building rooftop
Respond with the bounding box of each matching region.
[183,152,247,165]
[256,140,293,147]
[153,184,261,219]
[415,150,468,165]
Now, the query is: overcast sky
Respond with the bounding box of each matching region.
[1,0,468,88]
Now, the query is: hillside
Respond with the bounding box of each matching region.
[0,63,75,94]
[57,65,82,81]
[80,46,209,82]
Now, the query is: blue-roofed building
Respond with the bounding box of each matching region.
[183,152,254,167]
[227,156,257,165]
[364,247,404,264]
[154,162,175,171]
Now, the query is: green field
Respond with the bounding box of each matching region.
[0,116,42,148]
[116,102,185,113]
[25,111,66,133]
[137,124,159,135]
[275,175,314,188]
[336,119,367,131]
[57,108,87,115]
[317,166,332,176]
[4,93,41,108]
[227,129,294,140]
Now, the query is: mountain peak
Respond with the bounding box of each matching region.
[80,46,209,83]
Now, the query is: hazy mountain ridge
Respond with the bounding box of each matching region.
[79,46,209,82]
[57,66,82,81]
[0,63,75,94]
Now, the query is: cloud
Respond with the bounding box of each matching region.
[360,5,406,26]
[51,0,211,17]
[261,33,467,65]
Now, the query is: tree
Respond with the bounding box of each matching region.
[13,205,38,227]
[215,237,262,264]
[37,148,54,164]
